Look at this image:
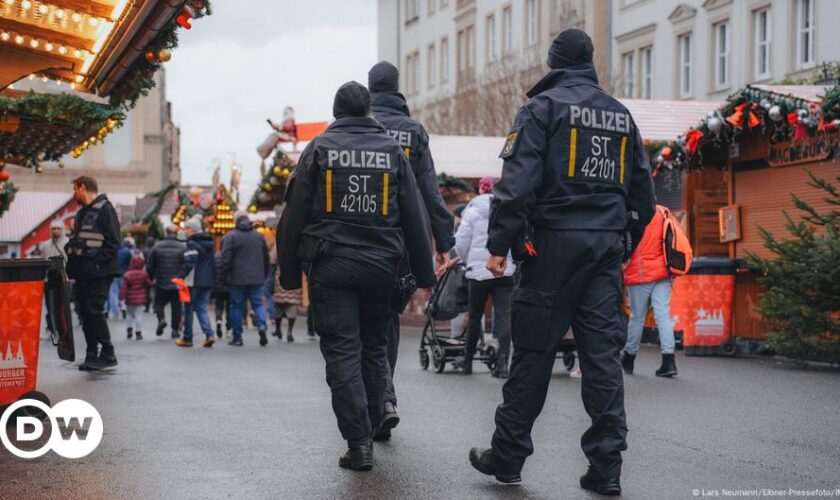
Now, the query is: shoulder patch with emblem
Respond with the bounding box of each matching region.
[499,129,520,159]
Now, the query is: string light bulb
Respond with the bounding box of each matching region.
[44,42,53,51]
[3,0,14,5]
[58,45,67,54]
[0,32,8,41]
[21,0,32,10]
[73,49,81,58]
[15,35,24,45]
[28,74,35,80]
[71,12,81,23]
[29,39,39,48]
[38,4,48,14]
[88,17,99,27]
[54,8,64,18]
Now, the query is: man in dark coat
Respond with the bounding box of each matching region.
[468,30,656,495]
[368,61,455,440]
[221,211,270,346]
[65,176,121,371]
[147,226,186,338]
[175,215,217,347]
[277,81,435,471]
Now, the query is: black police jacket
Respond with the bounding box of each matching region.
[65,193,121,279]
[277,116,435,290]
[371,92,455,253]
[487,63,656,256]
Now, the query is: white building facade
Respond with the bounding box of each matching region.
[378,0,609,134]
[612,0,840,101]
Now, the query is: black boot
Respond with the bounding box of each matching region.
[135,331,143,341]
[468,447,521,484]
[78,352,98,371]
[273,321,282,339]
[88,347,118,370]
[580,466,621,496]
[338,443,373,471]
[492,351,509,378]
[156,321,167,336]
[462,354,473,375]
[655,353,677,377]
[127,327,133,339]
[216,321,223,339]
[373,401,400,442]
[258,329,268,346]
[171,330,180,340]
[621,351,636,375]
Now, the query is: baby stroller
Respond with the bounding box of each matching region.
[419,262,498,373]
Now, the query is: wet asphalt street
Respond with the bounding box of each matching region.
[1,316,839,500]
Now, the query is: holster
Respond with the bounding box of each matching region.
[296,234,334,262]
[391,257,417,314]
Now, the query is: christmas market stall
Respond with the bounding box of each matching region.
[0,0,213,215]
[649,84,840,359]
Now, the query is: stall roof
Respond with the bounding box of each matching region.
[621,99,723,143]
[428,99,723,179]
[0,190,138,242]
[751,85,833,103]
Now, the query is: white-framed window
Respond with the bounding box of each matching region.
[427,44,436,88]
[641,46,653,99]
[405,52,420,95]
[412,52,420,93]
[486,14,497,62]
[405,0,419,22]
[526,0,538,46]
[440,36,449,83]
[467,25,476,80]
[753,8,771,80]
[714,21,730,89]
[457,29,466,83]
[502,6,513,54]
[796,0,815,69]
[622,52,635,98]
[679,33,693,98]
[428,0,435,15]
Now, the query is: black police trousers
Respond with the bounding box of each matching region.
[308,255,395,447]
[75,275,115,356]
[491,230,628,479]
[382,312,400,406]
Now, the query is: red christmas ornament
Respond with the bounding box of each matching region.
[176,6,196,29]
[661,147,673,161]
[145,50,157,62]
[787,112,799,125]
[0,170,9,181]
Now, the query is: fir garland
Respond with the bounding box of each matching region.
[249,148,296,212]
[0,181,17,218]
[0,91,124,131]
[438,172,474,193]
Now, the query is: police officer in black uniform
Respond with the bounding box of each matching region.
[468,30,656,495]
[367,61,455,441]
[277,81,435,471]
[65,176,122,371]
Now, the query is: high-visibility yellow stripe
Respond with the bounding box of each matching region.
[382,172,389,215]
[325,169,333,213]
[619,136,628,183]
[567,128,577,177]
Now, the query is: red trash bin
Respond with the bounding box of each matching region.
[0,259,54,410]
[670,257,738,356]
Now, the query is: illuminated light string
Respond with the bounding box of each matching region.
[70,118,121,159]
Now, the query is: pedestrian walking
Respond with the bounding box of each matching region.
[468,29,656,495]
[622,204,682,377]
[107,237,134,319]
[41,219,68,337]
[454,176,514,378]
[147,226,186,339]
[142,237,156,312]
[65,176,121,371]
[277,81,435,471]
[120,254,152,340]
[267,247,302,342]
[175,215,216,348]
[368,60,455,442]
[221,211,269,346]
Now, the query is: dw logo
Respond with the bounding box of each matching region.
[1,399,103,459]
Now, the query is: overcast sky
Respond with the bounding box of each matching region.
[166,1,378,189]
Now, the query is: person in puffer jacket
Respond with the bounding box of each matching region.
[621,205,677,378]
[120,254,153,340]
[147,226,187,339]
[175,215,217,348]
[454,177,515,377]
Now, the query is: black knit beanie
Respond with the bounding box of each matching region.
[546,29,594,69]
[333,81,371,119]
[368,61,400,93]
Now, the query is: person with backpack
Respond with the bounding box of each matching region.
[621,204,692,378]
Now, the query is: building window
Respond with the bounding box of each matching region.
[405,52,420,95]
[641,46,653,99]
[796,0,814,69]
[714,22,730,90]
[428,44,436,89]
[622,52,635,98]
[428,0,435,15]
[486,14,497,62]
[526,0,538,46]
[679,33,692,98]
[440,36,449,83]
[502,6,513,54]
[405,0,419,23]
[467,25,476,81]
[754,8,771,80]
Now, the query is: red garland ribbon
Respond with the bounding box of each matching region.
[684,129,704,153]
[794,123,808,141]
[787,112,799,125]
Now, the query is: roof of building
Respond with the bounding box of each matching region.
[751,85,834,103]
[620,99,724,143]
[0,191,140,243]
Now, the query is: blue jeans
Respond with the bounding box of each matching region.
[625,279,675,355]
[183,286,213,341]
[107,277,122,318]
[229,285,268,338]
